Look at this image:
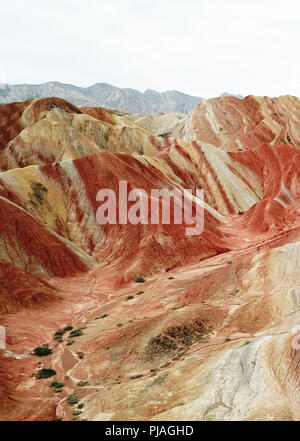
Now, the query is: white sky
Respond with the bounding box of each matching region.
[1,0,300,98]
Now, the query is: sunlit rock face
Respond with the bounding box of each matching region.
[0,96,300,421]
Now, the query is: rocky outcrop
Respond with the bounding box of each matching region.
[0,82,203,114]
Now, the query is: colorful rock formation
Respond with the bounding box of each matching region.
[0,96,300,421]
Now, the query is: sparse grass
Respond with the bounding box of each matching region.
[36,369,56,379]
[33,344,52,357]
[67,393,79,406]
[135,276,145,283]
[29,181,48,207]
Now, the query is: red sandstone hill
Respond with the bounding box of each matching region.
[0,96,300,421]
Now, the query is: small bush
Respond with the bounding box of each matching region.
[36,369,57,379]
[50,381,64,389]
[77,352,84,360]
[67,393,79,406]
[78,403,84,409]
[33,344,52,357]
[72,410,82,416]
[135,276,145,283]
[136,291,144,295]
[77,380,88,387]
[63,325,73,332]
[100,314,108,319]
[126,295,134,301]
[70,328,83,338]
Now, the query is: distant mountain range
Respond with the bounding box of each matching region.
[0,82,203,114]
[0,82,243,114]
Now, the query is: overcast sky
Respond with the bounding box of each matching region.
[1,0,300,98]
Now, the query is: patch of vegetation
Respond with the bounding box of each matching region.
[33,343,52,357]
[29,181,48,207]
[63,325,73,332]
[72,410,82,416]
[70,328,83,338]
[100,313,108,319]
[67,393,79,406]
[130,373,143,379]
[67,340,74,346]
[36,368,57,379]
[136,291,144,295]
[78,403,84,409]
[54,336,63,342]
[135,276,145,283]
[116,323,123,327]
[227,261,233,264]
[126,295,134,301]
[50,381,64,389]
[77,352,84,360]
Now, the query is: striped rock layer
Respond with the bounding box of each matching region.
[0,96,300,421]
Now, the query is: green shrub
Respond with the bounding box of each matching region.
[126,295,134,301]
[77,380,88,387]
[33,344,52,357]
[135,276,145,283]
[67,393,79,406]
[136,291,144,295]
[70,328,83,338]
[100,314,108,319]
[50,381,64,389]
[78,403,84,409]
[63,325,73,332]
[72,410,82,416]
[77,352,84,360]
[36,369,57,379]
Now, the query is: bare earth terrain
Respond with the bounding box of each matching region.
[1,95,300,421]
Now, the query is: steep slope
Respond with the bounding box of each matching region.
[0,96,300,421]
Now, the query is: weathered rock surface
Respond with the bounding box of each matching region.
[0,96,300,421]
